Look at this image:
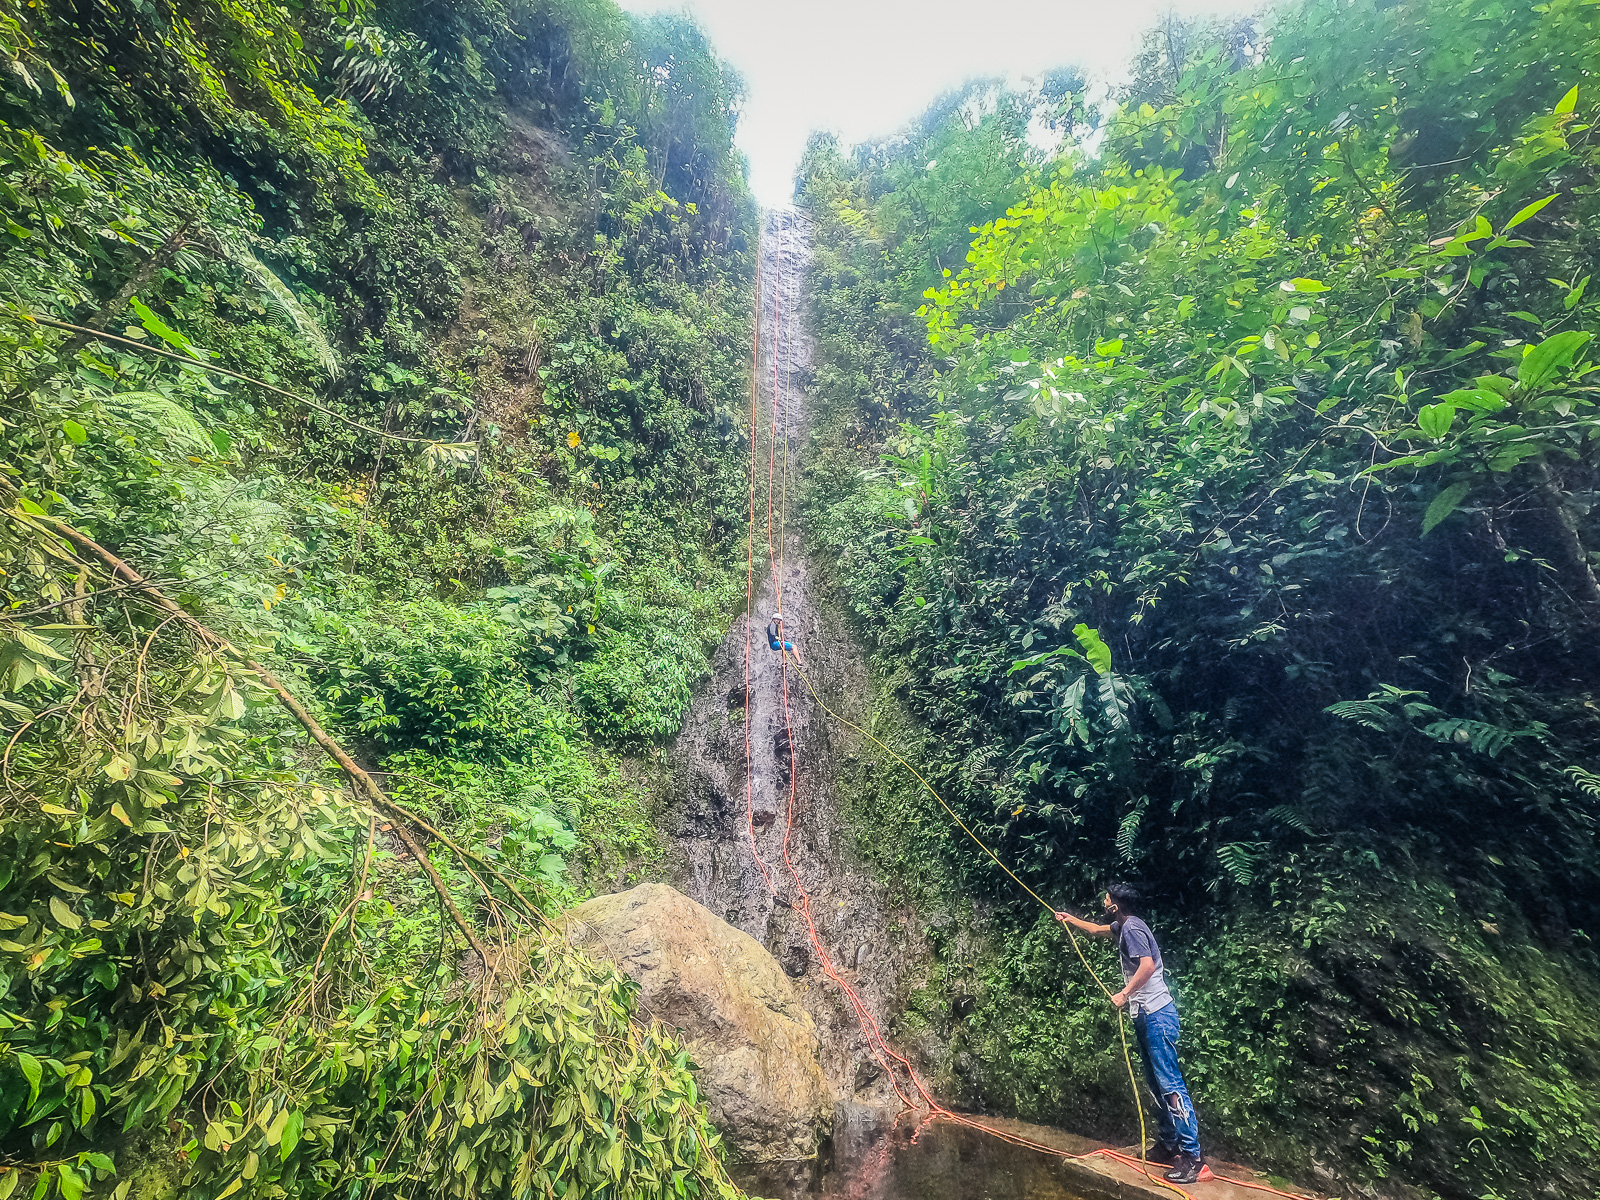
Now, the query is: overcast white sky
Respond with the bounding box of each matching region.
[620,0,1252,206]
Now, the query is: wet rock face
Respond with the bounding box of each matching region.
[562,883,833,1163]
[662,209,932,1112]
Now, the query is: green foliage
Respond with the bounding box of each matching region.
[302,604,537,760]
[0,504,740,1200]
[801,0,1600,1194]
[0,0,755,1192]
[183,935,733,1200]
[572,563,741,745]
[796,82,1048,435]
[1,0,371,184]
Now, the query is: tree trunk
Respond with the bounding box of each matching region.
[1535,460,1600,617]
[27,225,191,386]
[81,224,190,333]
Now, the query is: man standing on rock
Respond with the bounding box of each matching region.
[1056,883,1205,1184]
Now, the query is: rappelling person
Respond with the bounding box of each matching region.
[1055,883,1205,1185]
[766,611,802,664]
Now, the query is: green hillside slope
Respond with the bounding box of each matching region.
[799,3,1600,1196]
[0,0,754,1195]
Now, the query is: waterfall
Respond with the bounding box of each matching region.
[665,208,916,1109]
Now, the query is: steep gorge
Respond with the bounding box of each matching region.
[3,0,1600,1198]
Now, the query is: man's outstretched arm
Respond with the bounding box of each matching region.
[1054,910,1112,936]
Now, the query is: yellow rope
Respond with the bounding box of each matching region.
[763,216,1174,1195]
[784,656,1167,1189]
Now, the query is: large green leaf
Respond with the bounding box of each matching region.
[1434,387,1508,413]
[1422,482,1470,535]
[1517,330,1593,390]
[1073,624,1112,676]
[15,1052,42,1105]
[1418,403,1456,439]
[1503,193,1557,231]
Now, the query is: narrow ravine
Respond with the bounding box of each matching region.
[659,214,1302,1200]
[659,213,1337,1200]
[14,0,1595,1196]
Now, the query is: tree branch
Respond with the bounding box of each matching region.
[1534,460,1600,616]
[5,310,448,449]
[10,505,493,968]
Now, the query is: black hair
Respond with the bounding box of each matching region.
[1105,882,1142,917]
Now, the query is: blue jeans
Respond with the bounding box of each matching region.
[769,639,794,653]
[1133,1003,1201,1158]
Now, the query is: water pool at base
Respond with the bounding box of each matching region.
[733,1108,1090,1200]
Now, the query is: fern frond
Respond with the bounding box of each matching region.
[963,744,1002,779]
[1216,840,1265,886]
[1264,805,1313,834]
[210,238,340,378]
[1565,765,1600,800]
[1422,719,1515,757]
[1325,685,1436,731]
[101,390,212,455]
[960,748,998,774]
[237,249,340,377]
[1117,802,1145,862]
[1324,699,1394,731]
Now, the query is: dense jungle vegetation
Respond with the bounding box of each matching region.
[0,0,755,1196]
[6,0,1600,1194]
[799,1,1600,1197]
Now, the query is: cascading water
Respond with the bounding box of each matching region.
[665,208,921,1109]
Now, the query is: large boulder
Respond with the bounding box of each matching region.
[562,883,834,1162]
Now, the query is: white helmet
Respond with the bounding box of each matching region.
[770,611,784,621]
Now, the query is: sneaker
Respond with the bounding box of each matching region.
[1144,1143,1181,1165]
[1164,1154,1204,1184]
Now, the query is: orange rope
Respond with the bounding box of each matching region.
[744,240,774,895]
[747,219,921,1109]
